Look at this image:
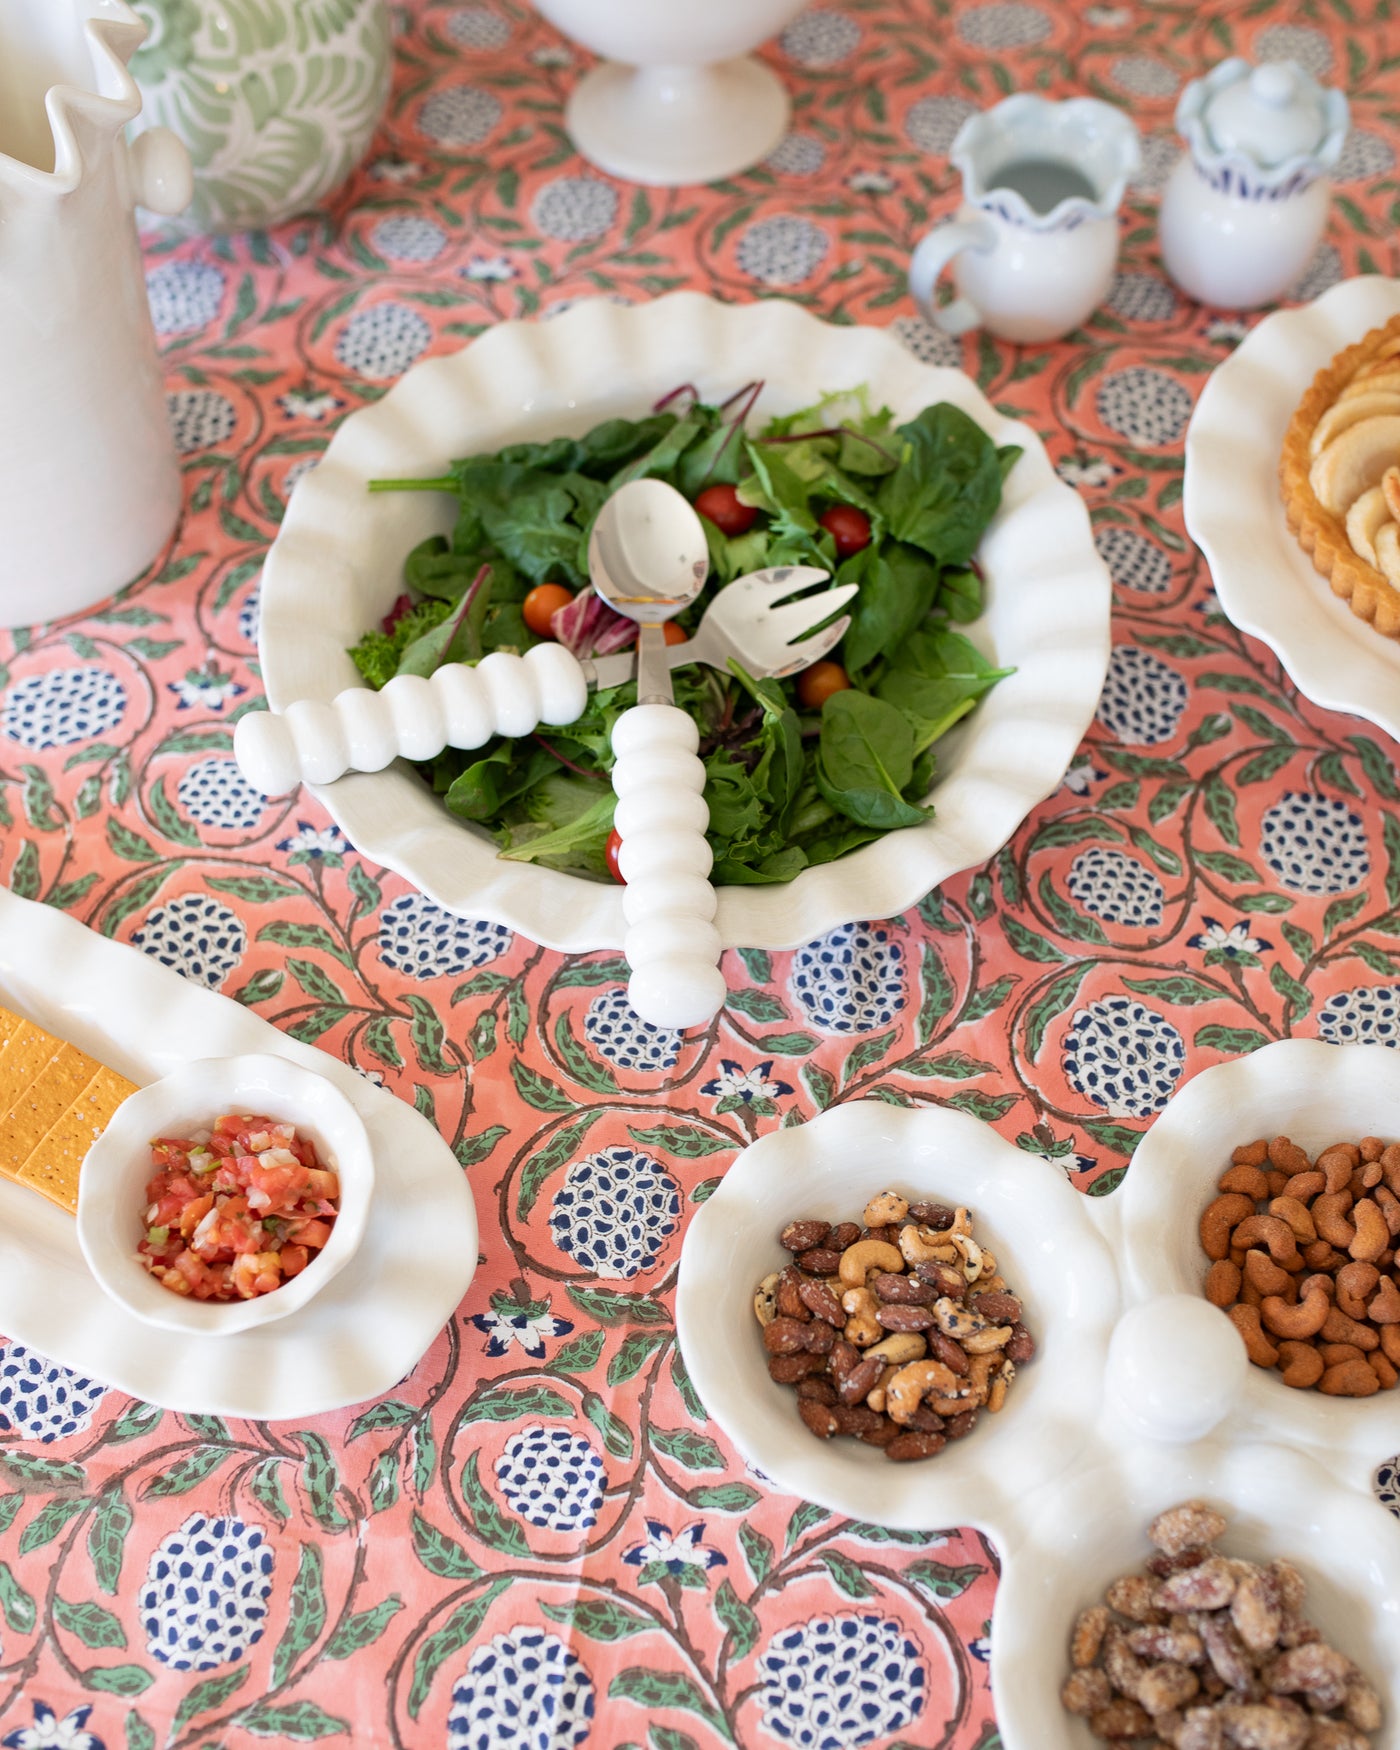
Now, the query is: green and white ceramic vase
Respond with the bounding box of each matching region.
[127,0,393,233]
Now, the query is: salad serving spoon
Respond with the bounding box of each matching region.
[233,572,852,797]
[587,478,724,1031]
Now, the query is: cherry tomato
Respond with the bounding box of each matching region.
[663,620,688,646]
[797,661,852,710]
[605,827,626,884]
[522,582,575,637]
[818,504,872,559]
[695,483,758,537]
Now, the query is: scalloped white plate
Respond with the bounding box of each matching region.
[1186,274,1400,745]
[0,890,477,1419]
[258,293,1110,952]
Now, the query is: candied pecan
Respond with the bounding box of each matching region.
[796,1377,838,1405]
[872,1271,935,1305]
[1176,1708,1226,1750]
[970,1289,1023,1323]
[828,1222,862,1250]
[1071,1603,1113,1667]
[928,1331,971,1376]
[876,1303,935,1333]
[768,1352,824,1383]
[1199,1614,1255,1691]
[1306,1724,1371,1750]
[906,1200,955,1229]
[781,1219,830,1253]
[1006,1322,1037,1363]
[1148,1548,1211,1579]
[797,1278,845,1325]
[1127,1626,1206,1665]
[1157,1557,1237,1612]
[1108,1575,1164,1624]
[1268,1561,1306,1614]
[1089,1699,1154,1739]
[1343,1672,1383,1732]
[885,1429,947,1461]
[1267,1644,1351,1711]
[1231,1566,1283,1653]
[775,1270,810,1321]
[1138,1663,1200,1716]
[796,1247,842,1274]
[943,1409,979,1439]
[797,1398,840,1438]
[1215,1703,1308,1750]
[1061,1666,1113,1714]
[1150,1501,1229,1557]
[802,1319,836,1356]
[763,1316,811,1356]
[1275,1615,1321,1651]
[835,1355,883,1406]
[913,1260,967,1298]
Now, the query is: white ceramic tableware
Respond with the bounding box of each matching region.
[526,0,807,186]
[1185,274,1400,744]
[0,888,477,1419]
[676,1070,1400,1750]
[233,565,848,797]
[1159,57,1349,310]
[254,293,1112,953]
[588,480,724,1029]
[909,94,1140,345]
[0,0,192,628]
[77,1054,374,1338]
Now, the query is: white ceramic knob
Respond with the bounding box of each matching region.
[612,703,726,1029]
[1105,1293,1250,1444]
[129,128,195,216]
[234,643,591,796]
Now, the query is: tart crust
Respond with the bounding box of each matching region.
[1280,313,1400,639]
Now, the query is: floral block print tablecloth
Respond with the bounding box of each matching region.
[4,1,1400,1746]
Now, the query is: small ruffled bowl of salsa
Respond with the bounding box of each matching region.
[76,1054,375,1336]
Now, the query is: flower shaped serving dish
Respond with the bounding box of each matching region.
[77,1054,375,1337]
[676,1045,1400,1750]
[256,293,1111,953]
[1186,275,1400,742]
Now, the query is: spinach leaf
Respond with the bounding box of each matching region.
[815,690,931,830]
[877,629,1015,750]
[799,821,884,865]
[842,540,942,675]
[936,565,983,623]
[609,409,709,486]
[443,742,557,821]
[498,789,616,870]
[878,403,1004,567]
[496,413,679,478]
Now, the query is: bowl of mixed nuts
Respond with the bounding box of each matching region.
[675,1098,1120,1530]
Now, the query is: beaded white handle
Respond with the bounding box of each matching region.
[612,703,727,1031]
[234,643,590,796]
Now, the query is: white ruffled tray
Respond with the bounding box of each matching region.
[0,889,477,1420]
[677,1055,1400,1749]
[257,292,1111,952]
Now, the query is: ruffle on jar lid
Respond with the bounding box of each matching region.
[1177,56,1349,196]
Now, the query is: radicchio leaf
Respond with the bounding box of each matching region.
[551,586,636,660]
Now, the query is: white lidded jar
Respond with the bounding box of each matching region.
[0,0,191,629]
[1158,56,1349,311]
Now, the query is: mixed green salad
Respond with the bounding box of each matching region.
[350,385,1020,884]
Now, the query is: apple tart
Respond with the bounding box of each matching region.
[1280,314,1400,638]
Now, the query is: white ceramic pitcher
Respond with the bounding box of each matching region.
[0,0,192,629]
[909,94,1140,346]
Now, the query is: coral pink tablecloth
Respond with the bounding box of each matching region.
[3,1,1400,1746]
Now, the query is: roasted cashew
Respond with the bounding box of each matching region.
[967,1352,997,1402]
[838,1237,904,1287]
[1268,1194,1317,1243]
[862,1190,908,1229]
[885,1359,965,1425]
[978,1248,998,1279]
[962,1322,1013,1354]
[1260,1287,1329,1340]
[840,1285,882,1347]
[1230,1215,1302,1271]
[1349,1197,1389,1262]
[866,1332,927,1365]
[897,1223,958,1267]
[932,1297,983,1342]
[948,1231,985,1281]
[754,1272,780,1327]
[949,1205,973,1238]
[866,1364,901,1414]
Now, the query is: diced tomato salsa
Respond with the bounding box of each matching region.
[137,1113,340,1303]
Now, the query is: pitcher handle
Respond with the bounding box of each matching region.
[909,217,999,336]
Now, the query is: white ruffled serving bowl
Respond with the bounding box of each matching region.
[257,293,1111,952]
[676,1066,1400,1750]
